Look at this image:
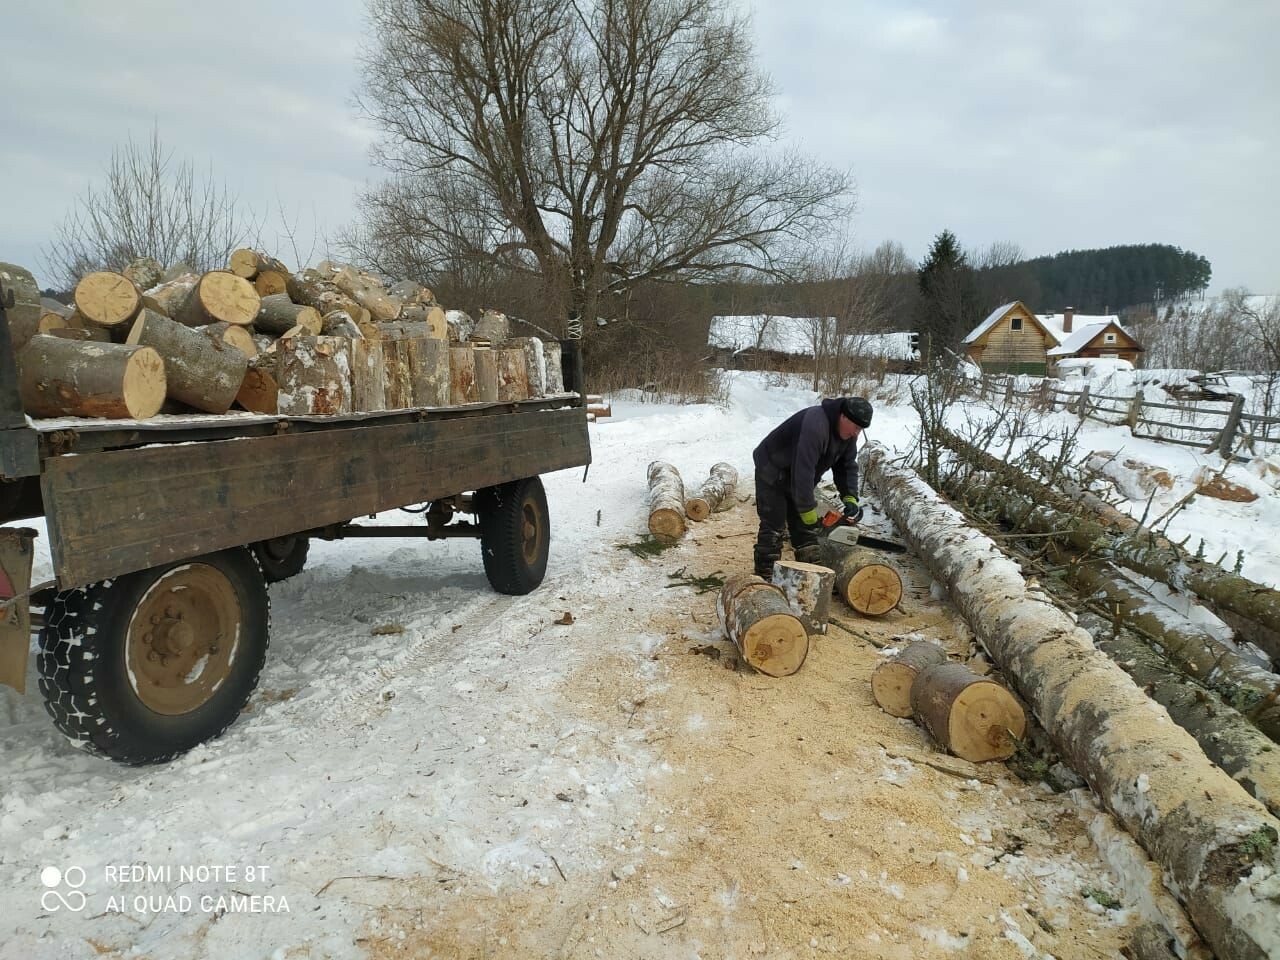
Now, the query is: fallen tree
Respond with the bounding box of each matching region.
[861,442,1280,960]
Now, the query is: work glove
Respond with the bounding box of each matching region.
[798,507,820,529]
[841,496,864,525]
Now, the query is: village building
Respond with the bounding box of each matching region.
[962,301,1143,375]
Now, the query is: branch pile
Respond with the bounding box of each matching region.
[6,253,571,421]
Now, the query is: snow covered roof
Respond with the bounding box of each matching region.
[963,301,1134,356]
[708,317,918,360]
[962,302,1018,345]
[1046,321,1118,356]
[707,315,830,357]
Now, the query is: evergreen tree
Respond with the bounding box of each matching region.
[917,230,979,356]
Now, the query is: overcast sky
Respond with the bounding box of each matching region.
[4,0,1276,293]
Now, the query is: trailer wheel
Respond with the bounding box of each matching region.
[36,548,270,764]
[476,476,550,595]
[252,535,310,583]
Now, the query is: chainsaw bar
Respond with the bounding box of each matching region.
[826,526,908,554]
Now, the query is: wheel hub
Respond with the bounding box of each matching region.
[126,564,242,716]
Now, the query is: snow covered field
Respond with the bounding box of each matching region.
[2,371,1275,958]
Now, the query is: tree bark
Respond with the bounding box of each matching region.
[18,335,166,419]
[543,340,565,394]
[0,263,42,351]
[716,574,809,677]
[255,294,322,336]
[646,461,687,543]
[235,353,278,415]
[126,309,249,414]
[74,271,142,330]
[508,337,547,397]
[1081,613,1280,820]
[332,264,402,321]
[382,339,415,410]
[276,336,352,416]
[448,346,478,405]
[286,269,365,322]
[174,272,260,328]
[470,310,510,344]
[406,337,450,407]
[872,640,947,718]
[821,541,902,616]
[771,560,835,635]
[687,462,739,521]
[399,304,448,338]
[143,275,198,318]
[351,338,386,413]
[474,347,499,402]
[321,310,364,339]
[495,348,528,402]
[861,442,1280,960]
[122,257,164,292]
[910,661,1025,762]
[229,249,289,280]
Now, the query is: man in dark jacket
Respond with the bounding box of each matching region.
[751,396,873,577]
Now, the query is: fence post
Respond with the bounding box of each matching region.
[1004,378,1015,405]
[1077,384,1091,420]
[1126,389,1144,434]
[1217,394,1246,459]
[1039,379,1052,410]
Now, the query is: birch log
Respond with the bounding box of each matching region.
[18,335,166,419]
[686,462,739,521]
[646,461,686,543]
[126,310,249,414]
[771,560,835,635]
[474,347,499,402]
[544,340,565,394]
[871,640,947,718]
[860,442,1280,960]
[277,336,352,416]
[909,661,1025,762]
[449,347,478,405]
[716,574,809,677]
[822,542,902,616]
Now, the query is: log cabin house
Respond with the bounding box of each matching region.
[962,301,1143,375]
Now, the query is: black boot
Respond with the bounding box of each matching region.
[794,542,823,566]
[753,543,780,578]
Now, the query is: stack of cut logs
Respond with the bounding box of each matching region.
[1,253,569,421]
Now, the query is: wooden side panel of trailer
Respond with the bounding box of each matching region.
[41,406,589,588]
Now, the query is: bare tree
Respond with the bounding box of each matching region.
[355,0,852,335]
[43,127,257,289]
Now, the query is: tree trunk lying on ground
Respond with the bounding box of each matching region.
[820,541,902,616]
[1080,613,1280,820]
[646,461,687,544]
[717,574,808,677]
[861,442,1280,960]
[18,335,166,419]
[872,640,947,718]
[910,661,1025,762]
[937,424,1280,658]
[771,560,834,635]
[954,481,1280,743]
[687,462,739,521]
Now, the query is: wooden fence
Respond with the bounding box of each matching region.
[977,375,1280,460]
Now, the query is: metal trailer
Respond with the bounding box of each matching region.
[0,294,591,764]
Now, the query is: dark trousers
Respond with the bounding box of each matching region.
[753,473,820,575]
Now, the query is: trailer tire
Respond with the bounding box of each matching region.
[476,476,550,596]
[36,548,270,764]
[252,535,310,583]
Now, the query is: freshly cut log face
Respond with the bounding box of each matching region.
[126,309,249,414]
[871,640,947,718]
[74,271,142,328]
[18,335,166,419]
[254,271,289,297]
[198,322,258,358]
[772,560,835,635]
[176,272,260,327]
[229,249,288,280]
[646,461,687,543]
[717,574,809,676]
[910,662,1025,762]
[687,462,738,521]
[825,544,903,615]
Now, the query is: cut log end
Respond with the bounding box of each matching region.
[74,272,141,327]
[122,348,168,419]
[844,562,903,616]
[740,612,809,677]
[911,662,1026,763]
[871,641,948,718]
[648,508,686,544]
[686,498,711,522]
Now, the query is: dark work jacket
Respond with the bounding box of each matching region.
[752,398,859,514]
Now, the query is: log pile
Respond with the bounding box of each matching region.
[861,441,1280,960]
[6,252,575,421]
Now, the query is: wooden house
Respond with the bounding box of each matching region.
[962,302,1143,375]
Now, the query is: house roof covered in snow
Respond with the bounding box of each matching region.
[963,301,1136,357]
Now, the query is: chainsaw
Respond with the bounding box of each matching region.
[817,509,907,554]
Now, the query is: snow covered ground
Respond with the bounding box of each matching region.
[2,370,1274,958]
